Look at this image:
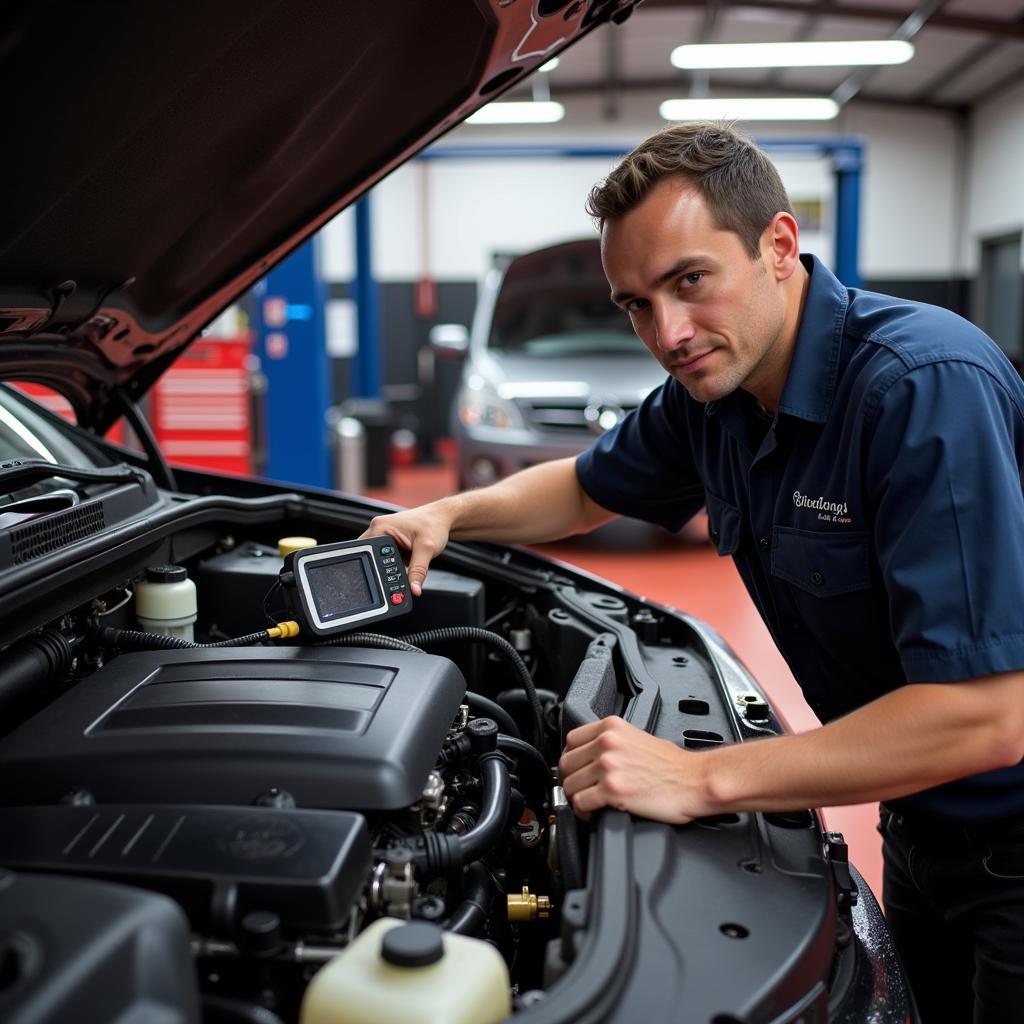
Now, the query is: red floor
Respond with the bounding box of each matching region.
[367,454,883,900]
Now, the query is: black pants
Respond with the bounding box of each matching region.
[880,805,1024,1023]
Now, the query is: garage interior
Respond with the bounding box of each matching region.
[6,2,1023,1016]
[13,0,1021,911]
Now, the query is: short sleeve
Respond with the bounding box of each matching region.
[575,380,705,532]
[867,359,1024,682]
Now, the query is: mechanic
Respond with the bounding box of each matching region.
[364,122,1024,1022]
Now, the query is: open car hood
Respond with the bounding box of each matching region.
[0,0,639,431]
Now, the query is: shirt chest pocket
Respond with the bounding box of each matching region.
[771,526,871,597]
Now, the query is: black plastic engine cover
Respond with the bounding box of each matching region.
[0,869,200,1024]
[0,805,370,935]
[0,647,466,811]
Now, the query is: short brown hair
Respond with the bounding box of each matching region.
[586,122,794,258]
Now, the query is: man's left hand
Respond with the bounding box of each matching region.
[558,716,710,823]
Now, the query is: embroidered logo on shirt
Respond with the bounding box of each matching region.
[793,490,852,525]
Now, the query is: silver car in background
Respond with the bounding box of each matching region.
[437,239,665,489]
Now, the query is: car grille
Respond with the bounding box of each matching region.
[520,400,639,435]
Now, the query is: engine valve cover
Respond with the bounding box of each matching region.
[0,647,466,811]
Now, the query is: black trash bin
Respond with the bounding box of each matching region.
[339,398,395,488]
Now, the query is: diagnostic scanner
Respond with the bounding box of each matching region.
[278,537,412,636]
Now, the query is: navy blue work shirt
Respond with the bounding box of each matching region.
[577,254,1024,822]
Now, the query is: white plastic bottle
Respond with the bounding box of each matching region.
[135,565,198,640]
[300,918,511,1024]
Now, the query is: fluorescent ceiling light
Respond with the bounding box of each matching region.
[660,97,839,121]
[671,39,914,69]
[539,57,560,73]
[467,101,565,124]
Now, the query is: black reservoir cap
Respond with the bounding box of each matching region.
[146,565,187,583]
[381,922,445,968]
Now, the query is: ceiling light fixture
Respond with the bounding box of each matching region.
[671,39,914,70]
[466,100,565,124]
[659,97,840,121]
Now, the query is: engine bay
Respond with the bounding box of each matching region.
[0,475,872,1024]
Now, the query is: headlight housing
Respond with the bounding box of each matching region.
[457,379,523,431]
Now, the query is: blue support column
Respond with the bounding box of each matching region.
[252,237,332,487]
[353,195,381,398]
[832,145,863,290]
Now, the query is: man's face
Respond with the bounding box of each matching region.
[602,178,791,407]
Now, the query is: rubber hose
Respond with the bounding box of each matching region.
[466,692,520,739]
[495,686,558,709]
[497,734,551,795]
[400,627,544,747]
[457,754,512,866]
[555,801,584,892]
[444,861,496,935]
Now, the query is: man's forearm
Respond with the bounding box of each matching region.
[704,671,1024,814]
[439,457,615,545]
[560,670,1024,823]
[363,456,615,595]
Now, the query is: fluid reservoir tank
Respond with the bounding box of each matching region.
[135,565,198,641]
[300,918,510,1024]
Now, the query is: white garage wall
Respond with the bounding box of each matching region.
[322,154,832,284]
[321,89,963,285]
[837,104,962,279]
[964,76,1024,274]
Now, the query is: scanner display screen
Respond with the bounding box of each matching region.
[306,557,376,621]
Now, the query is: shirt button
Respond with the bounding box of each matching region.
[758,537,769,551]
[810,569,825,587]
[710,528,720,543]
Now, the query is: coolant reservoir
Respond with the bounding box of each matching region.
[300,918,510,1024]
[135,565,198,640]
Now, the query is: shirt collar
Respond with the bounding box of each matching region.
[705,253,849,425]
[776,253,849,423]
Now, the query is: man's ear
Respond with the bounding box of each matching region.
[764,211,800,281]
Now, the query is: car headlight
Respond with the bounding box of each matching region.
[457,381,523,430]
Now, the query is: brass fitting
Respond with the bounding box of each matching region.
[507,886,551,923]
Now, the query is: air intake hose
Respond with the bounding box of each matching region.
[0,628,77,711]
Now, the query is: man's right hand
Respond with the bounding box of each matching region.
[361,503,455,596]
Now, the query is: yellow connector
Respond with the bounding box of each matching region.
[507,886,551,923]
[267,620,301,639]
